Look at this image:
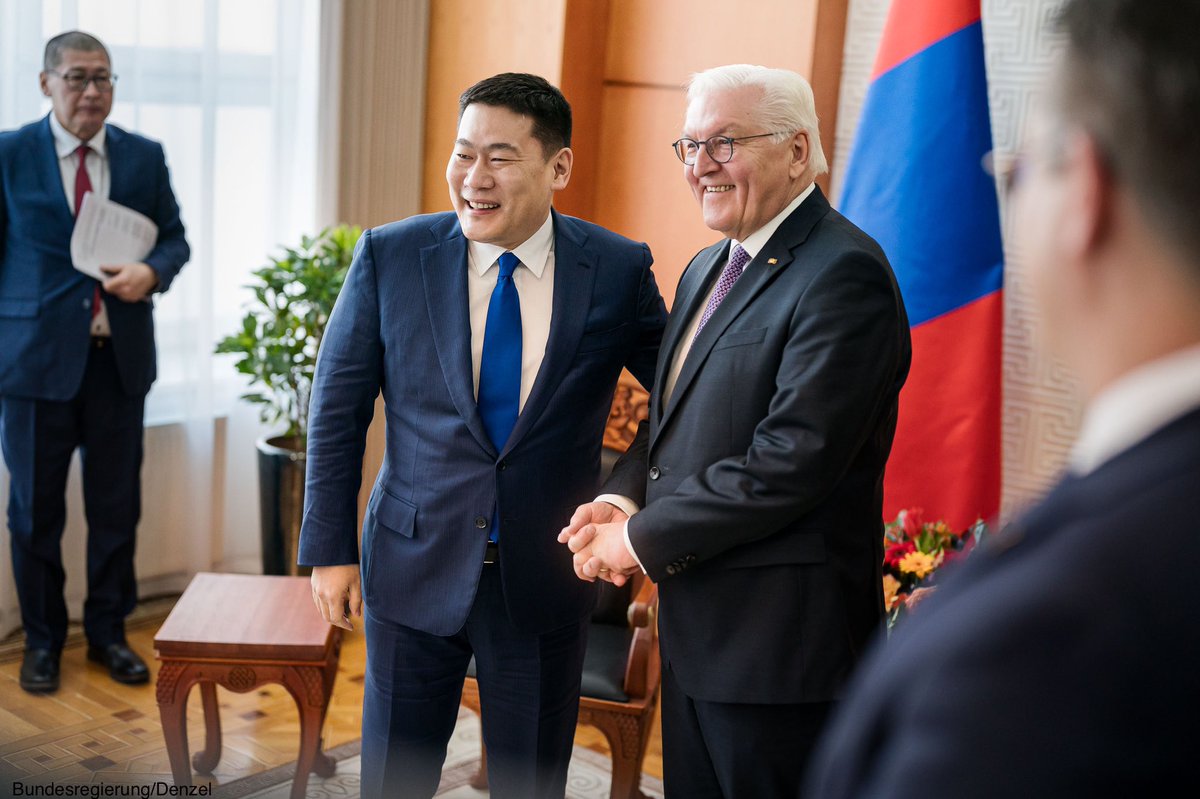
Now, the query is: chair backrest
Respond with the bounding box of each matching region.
[592,580,633,626]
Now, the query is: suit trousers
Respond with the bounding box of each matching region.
[0,339,146,652]
[360,563,588,799]
[660,661,835,799]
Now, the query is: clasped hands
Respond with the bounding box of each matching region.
[557,502,640,586]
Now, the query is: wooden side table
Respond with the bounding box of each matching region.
[154,573,342,799]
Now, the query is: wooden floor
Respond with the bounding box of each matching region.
[0,606,663,790]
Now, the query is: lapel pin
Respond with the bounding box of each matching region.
[767,258,778,265]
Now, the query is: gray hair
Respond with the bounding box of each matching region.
[686,64,828,177]
[44,31,110,71]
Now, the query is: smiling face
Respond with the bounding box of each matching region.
[40,48,113,141]
[682,85,809,241]
[446,102,572,250]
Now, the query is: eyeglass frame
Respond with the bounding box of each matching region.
[45,69,118,93]
[670,131,794,165]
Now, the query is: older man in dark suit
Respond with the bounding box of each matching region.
[0,31,189,694]
[561,64,911,797]
[806,1,1200,796]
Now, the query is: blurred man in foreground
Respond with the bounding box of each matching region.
[808,1,1200,795]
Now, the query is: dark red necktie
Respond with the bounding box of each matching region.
[74,144,101,320]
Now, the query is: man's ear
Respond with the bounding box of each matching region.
[789,130,810,180]
[1060,130,1114,260]
[551,147,574,191]
[39,72,51,97]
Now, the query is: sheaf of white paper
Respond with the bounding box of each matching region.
[70,193,158,280]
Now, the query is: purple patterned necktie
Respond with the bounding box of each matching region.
[693,244,750,342]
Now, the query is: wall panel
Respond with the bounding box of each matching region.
[421,0,568,213]
[605,0,819,87]
[591,85,715,307]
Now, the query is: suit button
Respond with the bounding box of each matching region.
[666,564,677,576]
[498,460,507,471]
[686,554,696,564]
[474,516,488,529]
[649,466,661,480]
[83,298,90,309]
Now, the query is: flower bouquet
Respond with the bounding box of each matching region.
[883,508,987,631]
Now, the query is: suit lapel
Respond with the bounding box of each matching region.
[420,219,496,456]
[501,210,595,457]
[33,116,71,220]
[655,187,832,441]
[105,124,131,206]
[651,242,727,426]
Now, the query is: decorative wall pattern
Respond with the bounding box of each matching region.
[832,0,1079,522]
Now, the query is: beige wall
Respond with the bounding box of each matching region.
[421,0,569,215]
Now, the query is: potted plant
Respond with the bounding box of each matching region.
[216,224,362,575]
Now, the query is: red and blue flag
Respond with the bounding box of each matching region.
[840,0,1004,530]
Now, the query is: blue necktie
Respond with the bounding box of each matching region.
[479,251,522,452]
[479,252,521,542]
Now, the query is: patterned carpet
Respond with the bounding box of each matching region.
[218,708,665,798]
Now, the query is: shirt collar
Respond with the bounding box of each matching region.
[49,112,107,159]
[1070,342,1200,474]
[468,212,555,279]
[732,181,816,259]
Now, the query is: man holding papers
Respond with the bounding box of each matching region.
[0,31,189,693]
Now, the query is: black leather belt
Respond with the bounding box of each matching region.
[483,541,500,564]
[91,335,111,348]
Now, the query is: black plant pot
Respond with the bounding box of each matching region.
[257,435,308,576]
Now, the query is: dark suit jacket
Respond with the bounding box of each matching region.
[807,406,1200,798]
[298,210,666,636]
[0,115,190,400]
[605,186,911,704]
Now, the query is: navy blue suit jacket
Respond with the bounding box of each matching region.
[808,407,1200,797]
[298,210,666,636]
[0,115,189,400]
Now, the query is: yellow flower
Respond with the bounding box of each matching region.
[898,550,943,579]
[883,574,901,611]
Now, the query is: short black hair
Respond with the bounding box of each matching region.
[44,31,110,71]
[458,73,571,158]
[1054,0,1200,268]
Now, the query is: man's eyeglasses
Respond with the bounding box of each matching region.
[671,132,791,165]
[46,70,118,93]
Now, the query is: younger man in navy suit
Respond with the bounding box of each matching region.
[0,31,189,693]
[301,73,665,798]
[807,1,1200,795]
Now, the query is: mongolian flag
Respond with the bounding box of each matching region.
[840,0,1004,530]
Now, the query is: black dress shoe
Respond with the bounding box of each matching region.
[87,642,150,685]
[20,648,61,693]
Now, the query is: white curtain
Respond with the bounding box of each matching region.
[0,0,326,638]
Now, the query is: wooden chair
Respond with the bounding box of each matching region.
[460,573,661,799]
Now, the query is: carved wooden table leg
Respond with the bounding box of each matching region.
[192,682,222,774]
[281,664,330,799]
[156,661,194,787]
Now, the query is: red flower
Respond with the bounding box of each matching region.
[884,540,916,567]
[900,508,925,539]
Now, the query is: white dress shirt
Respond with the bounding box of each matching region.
[50,112,111,336]
[467,212,556,411]
[1070,343,1200,475]
[598,183,818,568]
